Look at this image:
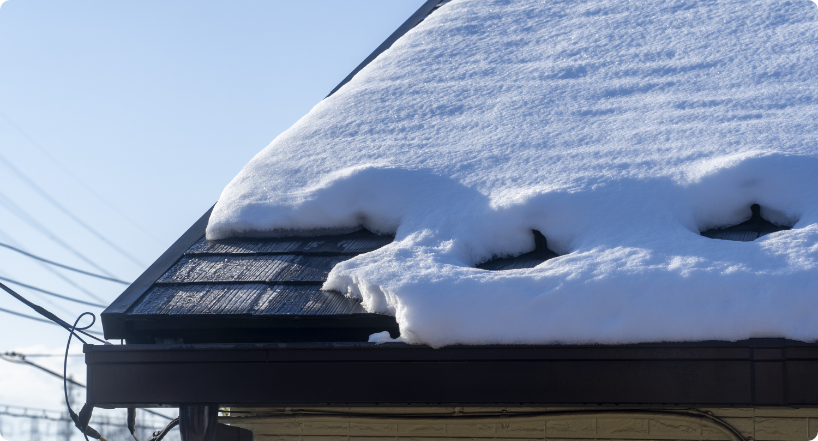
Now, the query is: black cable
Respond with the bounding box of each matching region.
[0,307,104,336]
[0,275,107,307]
[147,417,179,441]
[64,313,107,441]
[0,242,129,285]
[0,306,58,325]
[0,281,106,342]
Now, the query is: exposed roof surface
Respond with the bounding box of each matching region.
[103,212,559,343]
[701,204,791,243]
[101,209,400,343]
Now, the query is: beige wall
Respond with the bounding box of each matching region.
[224,407,818,441]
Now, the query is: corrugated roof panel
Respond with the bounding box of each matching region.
[702,230,759,242]
[130,284,269,315]
[157,255,350,283]
[185,230,393,255]
[254,285,366,315]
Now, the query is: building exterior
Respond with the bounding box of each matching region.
[88,1,818,440]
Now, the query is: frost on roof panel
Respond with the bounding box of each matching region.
[186,229,393,255]
[157,255,351,283]
[128,283,365,316]
[130,284,269,315]
[255,285,367,316]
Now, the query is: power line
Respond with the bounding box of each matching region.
[0,225,107,304]
[0,354,174,421]
[0,282,105,341]
[0,276,106,308]
[0,307,104,336]
[0,258,76,317]
[0,242,129,285]
[0,148,147,268]
[0,353,84,357]
[0,190,123,281]
[0,404,170,430]
[0,306,56,325]
[0,353,86,388]
[0,110,165,247]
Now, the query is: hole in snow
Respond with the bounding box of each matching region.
[477,230,560,270]
[700,204,792,242]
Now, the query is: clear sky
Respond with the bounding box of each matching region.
[0,0,425,430]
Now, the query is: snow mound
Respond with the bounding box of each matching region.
[208,0,818,347]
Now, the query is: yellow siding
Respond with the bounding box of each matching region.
[223,407,818,441]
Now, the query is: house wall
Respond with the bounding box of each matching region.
[224,407,818,441]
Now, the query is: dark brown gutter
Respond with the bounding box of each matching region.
[85,338,818,408]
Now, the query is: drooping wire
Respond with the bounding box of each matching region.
[64,313,107,441]
[0,149,146,268]
[0,275,107,308]
[0,190,123,280]
[0,110,165,247]
[0,242,129,285]
[0,281,106,343]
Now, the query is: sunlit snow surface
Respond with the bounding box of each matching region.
[209,0,818,347]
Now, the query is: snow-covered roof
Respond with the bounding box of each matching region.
[207,0,818,347]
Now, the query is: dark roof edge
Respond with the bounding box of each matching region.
[325,0,447,98]
[101,206,213,340]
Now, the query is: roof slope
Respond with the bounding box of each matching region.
[204,0,818,347]
[101,210,399,343]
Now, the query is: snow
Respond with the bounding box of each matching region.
[208,0,818,347]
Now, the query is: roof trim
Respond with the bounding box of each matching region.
[101,206,213,339]
[85,338,818,407]
[325,0,447,98]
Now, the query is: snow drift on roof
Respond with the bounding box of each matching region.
[208,0,818,347]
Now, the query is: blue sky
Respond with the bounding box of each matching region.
[0,0,425,418]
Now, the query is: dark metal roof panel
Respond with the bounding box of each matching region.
[157,255,352,283]
[130,284,366,316]
[186,232,393,255]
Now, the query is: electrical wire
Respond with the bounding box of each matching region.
[0,110,165,247]
[0,225,108,304]
[0,352,86,388]
[0,264,75,317]
[63,313,107,441]
[0,306,104,336]
[0,242,129,285]
[0,352,174,421]
[0,306,57,325]
[0,276,106,308]
[0,149,146,268]
[147,418,179,441]
[3,353,84,357]
[0,281,106,343]
[0,190,122,280]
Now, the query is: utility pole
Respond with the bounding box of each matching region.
[30,417,40,441]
